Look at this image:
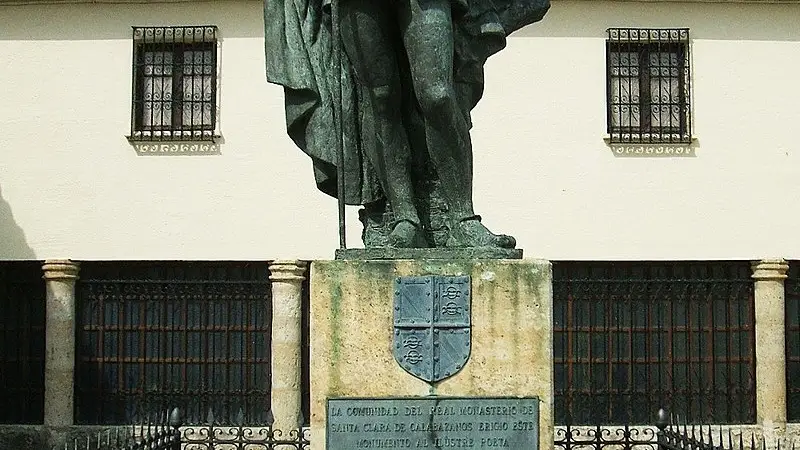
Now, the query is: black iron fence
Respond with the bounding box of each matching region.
[556,408,795,450]
[656,410,796,450]
[66,409,181,450]
[553,262,756,425]
[0,261,46,424]
[555,423,658,450]
[74,262,273,425]
[179,423,310,450]
[66,407,309,450]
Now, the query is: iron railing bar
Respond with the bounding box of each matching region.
[747,286,757,421]
[605,34,613,139]
[627,290,635,422]
[97,286,107,422]
[586,277,595,424]
[607,286,616,421]
[157,30,166,139]
[172,39,182,133]
[188,29,195,131]
[708,287,717,422]
[566,289,574,424]
[201,282,210,422]
[723,276,736,422]
[137,291,147,414]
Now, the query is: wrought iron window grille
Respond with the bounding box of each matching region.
[786,262,800,422]
[74,261,272,425]
[553,261,756,425]
[128,26,219,143]
[606,28,692,144]
[0,261,46,424]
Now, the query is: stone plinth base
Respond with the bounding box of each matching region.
[335,248,523,260]
[310,259,553,450]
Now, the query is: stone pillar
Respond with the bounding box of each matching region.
[751,258,789,432]
[42,259,80,427]
[269,260,308,433]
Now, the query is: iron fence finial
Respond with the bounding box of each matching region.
[656,408,669,430]
[169,407,183,428]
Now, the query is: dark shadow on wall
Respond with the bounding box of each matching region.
[0,185,36,259]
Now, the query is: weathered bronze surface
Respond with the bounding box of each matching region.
[394,276,471,382]
[265,0,549,251]
[327,397,540,449]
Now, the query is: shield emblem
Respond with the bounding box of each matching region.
[393,275,471,383]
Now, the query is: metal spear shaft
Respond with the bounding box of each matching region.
[331,0,347,249]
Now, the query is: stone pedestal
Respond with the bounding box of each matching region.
[42,259,80,427]
[310,259,553,450]
[269,260,308,432]
[751,259,789,432]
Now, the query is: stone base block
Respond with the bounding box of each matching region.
[310,259,553,450]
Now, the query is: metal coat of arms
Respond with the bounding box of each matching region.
[393,275,471,383]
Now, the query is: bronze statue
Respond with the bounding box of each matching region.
[264,0,549,249]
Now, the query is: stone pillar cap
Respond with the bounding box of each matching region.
[42,260,80,280]
[269,260,308,281]
[751,258,789,280]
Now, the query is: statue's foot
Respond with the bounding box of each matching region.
[445,215,516,249]
[388,220,426,248]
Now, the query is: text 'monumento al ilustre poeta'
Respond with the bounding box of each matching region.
[327,397,539,449]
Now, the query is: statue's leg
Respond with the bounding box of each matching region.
[398,0,515,248]
[397,0,474,220]
[340,0,425,248]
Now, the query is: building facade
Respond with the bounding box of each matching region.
[1,0,799,441]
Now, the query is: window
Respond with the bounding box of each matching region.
[553,261,756,425]
[75,262,272,425]
[129,26,218,142]
[606,28,691,144]
[0,262,46,424]
[786,262,800,421]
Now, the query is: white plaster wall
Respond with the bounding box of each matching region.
[0,0,798,261]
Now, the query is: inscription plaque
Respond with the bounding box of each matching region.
[327,397,539,449]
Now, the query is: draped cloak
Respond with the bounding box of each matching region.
[264,0,549,206]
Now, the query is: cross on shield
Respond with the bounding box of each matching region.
[393,275,471,383]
